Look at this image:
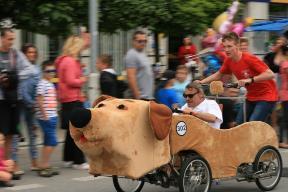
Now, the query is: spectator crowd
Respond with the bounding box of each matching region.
[1,25,288,187]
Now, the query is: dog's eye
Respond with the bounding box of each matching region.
[97,103,105,108]
[117,104,127,110]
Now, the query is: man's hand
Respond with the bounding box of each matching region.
[182,108,195,115]
[0,73,9,87]
[238,78,252,87]
[193,79,202,84]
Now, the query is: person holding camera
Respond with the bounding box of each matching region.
[0,28,34,177]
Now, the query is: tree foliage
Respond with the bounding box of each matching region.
[0,0,234,36]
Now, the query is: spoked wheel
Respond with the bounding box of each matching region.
[254,146,282,191]
[112,175,144,192]
[179,155,212,192]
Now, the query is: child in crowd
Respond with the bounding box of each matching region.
[156,70,179,109]
[0,134,14,187]
[172,65,190,107]
[35,61,59,177]
[96,54,119,97]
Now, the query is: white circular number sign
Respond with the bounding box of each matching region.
[176,121,187,136]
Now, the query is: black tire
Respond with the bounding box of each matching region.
[112,175,144,192]
[179,155,212,192]
[254,146,282,191]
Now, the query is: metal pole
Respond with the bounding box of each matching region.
[89,0,98,73]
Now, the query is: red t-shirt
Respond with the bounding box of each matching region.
[219,52,278,101]
[178,45,197,65]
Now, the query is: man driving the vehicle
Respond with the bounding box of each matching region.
[180,82,223,129]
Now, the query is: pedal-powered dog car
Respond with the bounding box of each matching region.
[69,83,282,192]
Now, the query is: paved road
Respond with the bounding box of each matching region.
[1,128,288,192]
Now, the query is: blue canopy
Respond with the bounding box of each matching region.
[245,19,288,32]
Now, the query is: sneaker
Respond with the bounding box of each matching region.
[12,173,22,180]
[14,170,25,175]
[72,163,89,170]
[38,169,53,177]
[47,167,60,175]
[0,181,14,187]
[63,161,73,168]
[30,166,41,171]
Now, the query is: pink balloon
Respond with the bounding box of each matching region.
[232,23,244,36]
[219,21,232,35]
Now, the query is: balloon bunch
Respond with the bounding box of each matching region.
[212,1,253,36]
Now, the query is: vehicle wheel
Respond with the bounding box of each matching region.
[112,175,144,192]
[179,155,212,192]
[254,146,282,191]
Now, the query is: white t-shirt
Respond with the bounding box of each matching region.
[181,99,223,129]
[35,79,58,120]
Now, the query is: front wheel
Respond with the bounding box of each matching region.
[179,155,212,192]
[112,175,144,192]
[254,146,282,191]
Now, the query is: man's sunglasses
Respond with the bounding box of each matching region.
[183,91,198,99]
[136,40,147,44]
[44,69,56,73]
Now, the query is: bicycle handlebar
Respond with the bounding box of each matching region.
[199,82,248,89]
[172,108,194,115]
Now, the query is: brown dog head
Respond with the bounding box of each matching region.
[69,96,172,178]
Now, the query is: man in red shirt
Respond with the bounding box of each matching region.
[178,36,197,65]
[198,32,277,124]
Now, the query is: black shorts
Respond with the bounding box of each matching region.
[0,100,20,135]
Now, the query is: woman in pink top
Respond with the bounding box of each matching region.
[279,44,288,148]
[55,35,89,169]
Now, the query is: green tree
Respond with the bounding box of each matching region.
[0,0,234,36]
[0,0,88,36]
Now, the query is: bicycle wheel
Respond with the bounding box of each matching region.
[179,155,212,192]
[112,175,144,192]
[254,146,282,191]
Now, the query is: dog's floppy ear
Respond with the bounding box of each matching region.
[92,95,114,107]
[149,101,172,140]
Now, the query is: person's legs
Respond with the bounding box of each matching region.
[0,171,12,182]
[248,101,276,122]
[236,100,255,124]
[23,106,38,168]
[38,117,57,168]
[61,101,86,165]
[63,130,73,163]
[279,101,288,148]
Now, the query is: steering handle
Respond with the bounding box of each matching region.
[172,108,194,115]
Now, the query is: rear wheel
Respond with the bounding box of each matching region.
[112,175,144,192]
[254,146,282,191]
[179,155,212,192]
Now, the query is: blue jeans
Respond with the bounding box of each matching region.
[11,106,38,162]
[236,100,276,124]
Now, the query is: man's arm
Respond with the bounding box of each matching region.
[198,71,223,84]
[193,111,218,123]
[182,108,217,123]
[238,69,275,87]
[126,68,140,99]
[16,50,34,80]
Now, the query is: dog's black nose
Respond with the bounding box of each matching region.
[70,108,91,128]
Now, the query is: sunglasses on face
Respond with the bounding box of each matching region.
[183,91,198,99]
[44,69,56,73]
[135,40,147,44]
